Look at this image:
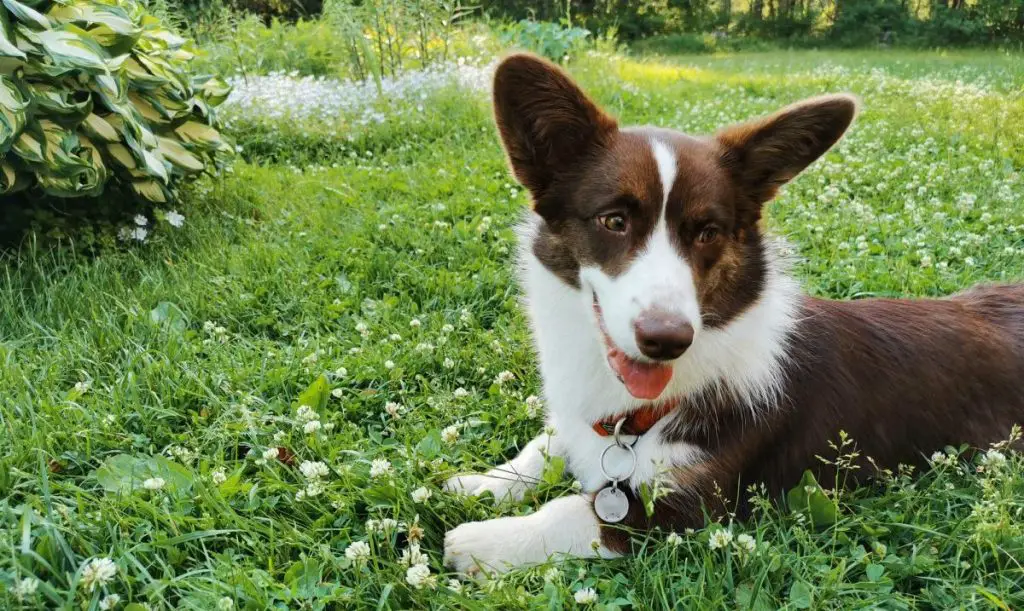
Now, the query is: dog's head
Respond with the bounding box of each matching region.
[495,54,855,401]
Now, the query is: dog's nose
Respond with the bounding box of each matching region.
[634,311,694,360]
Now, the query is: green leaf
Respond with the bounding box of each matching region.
[150,301,187,331]
[156,136,203,173]
[541,455,565,486]
[786,470,838,527]
[296,375,330,412]
[3,0,51,30]
[285,558,322,598]
[130,178,167,202]
[788,581,812,609]
[865,563,884,582]
[36,26,109,73]
[0,75,28,151]
[735,581,774,611]
[94,454,193,494]
[0,9,27,59]
[415,430,441,459]
[81,113,119,143]
[174,120,221,147]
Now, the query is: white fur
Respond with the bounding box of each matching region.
[444,434,556,502]
[443,494,618,575]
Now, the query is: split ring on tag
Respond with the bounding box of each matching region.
[599,440,637,483]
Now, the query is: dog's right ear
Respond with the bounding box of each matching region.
[493,54,617,199]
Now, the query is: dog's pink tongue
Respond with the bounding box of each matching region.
[607,349,673,400]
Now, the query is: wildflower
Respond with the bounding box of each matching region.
[331,388,344,398]
[453,387,469,398]
[303,420,323,434]
[407,518,425,543]
[262,447,279,461]
[131,227,148,242]
[217,597,234,610]
[100,594,120,610]
[295,405,317,422]
[355,322,369,336]
[335,367,348,377]
[384,402,402,419]
[345,540,371,562]
[74,380,91,394]
[443,357,455,369]
[300,461,329,480]
[873,541,887,559]
[143,477,165,491]
[411,486,432,503]
[134,214,147,226]
[406,564,436,589]
[734,534,757,554]
[495,370,515,385]
[165,210,185,227]
[410,319,421,328]
[447,579,464,593]
[441,425,460,444]
[930,451,952,466]
[81,557,117,592]
[441,324,454,333]
[708,529,733,550]
[525,395,542,417]
[980,449,1007,471]
[543,567,561,582]
[574,587,598,605]
[370,458,393,478]
[400,543,428,567]
[12,577,38,601]
[666,532,683,546]
[384,360,395,370]
[379,518,398,532]
[211,468,227,485]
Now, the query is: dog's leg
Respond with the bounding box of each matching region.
[443,433,556,502]
[444,494,618,575]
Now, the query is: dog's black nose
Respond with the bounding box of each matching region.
[634,311,694,360]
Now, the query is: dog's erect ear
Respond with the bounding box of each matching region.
[493,53,617,199]
[717,94,857,215]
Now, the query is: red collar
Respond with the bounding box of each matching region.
[592,399,680,437]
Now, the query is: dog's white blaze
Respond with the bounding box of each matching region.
[443,494,619,574]
[651,138,677,206]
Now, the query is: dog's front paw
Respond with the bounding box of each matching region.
[443,471,528,502]
[444,517,523,576]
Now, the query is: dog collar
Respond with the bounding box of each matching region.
[592,399,680,437]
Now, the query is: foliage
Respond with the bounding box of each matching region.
[499,19,590,61]
[0,0,232,243]
[2,49,1024,607]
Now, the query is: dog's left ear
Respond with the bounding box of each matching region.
[717,94,857,215]
[493,53,617,201]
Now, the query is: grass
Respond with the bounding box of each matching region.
[2,45,1024,609]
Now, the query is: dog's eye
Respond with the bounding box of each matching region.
[697,225,720,244]
[599,214,628,233]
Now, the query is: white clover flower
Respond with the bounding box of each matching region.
[370,458,393,478]
[574,587,598,605]
[411,486,432,503]
[131,227,148,242]
[441,425,460,444]
[345,540,371,562]
[133,214,147,226]
[666,532,683,546]
[217,597,234,610]
[708,529,733,550]
[443,357,455,369]
[400,543,429,567]
[295,405,317,422]
[446,578,464,593]
[300,461,329,480]
[81,557,117,592]
[303,420,323,434]
[494,371,515,385]
[405,563,436,589]
[99,594,120,610]
[453,387,469,399]
[441,324,454,333]
[331,388,344,398]
[211,468,227,485]
[981,449,1007,470]
[165,210,185,228]
[142,477,165,491]
[379,518,398,532]
[334,367,348,377]
[355,322,369,337]
[74,380,91,394]
[12,577,39,601]
[410,319,421,328]
[734,534,757,554]
[384,402,402,419]
[262,447,280,461]
[543,567,561,582]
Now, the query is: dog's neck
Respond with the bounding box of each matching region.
[518,214,802,426]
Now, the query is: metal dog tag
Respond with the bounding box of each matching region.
[594,484,629,523]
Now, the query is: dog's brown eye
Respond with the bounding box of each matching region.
[599,214,628,233]
[697,225,719,244]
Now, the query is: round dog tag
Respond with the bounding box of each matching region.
[594,485,629,523]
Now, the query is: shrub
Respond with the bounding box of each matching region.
[499,20,590,61]
[0,0,232,214]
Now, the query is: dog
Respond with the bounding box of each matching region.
[442,53,1024,575]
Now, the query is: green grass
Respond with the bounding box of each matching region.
[2,47,1024,609]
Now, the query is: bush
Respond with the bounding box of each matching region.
[499,20,590,61]
[0,0,232,219]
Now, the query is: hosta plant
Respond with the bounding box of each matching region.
[0,0,231,210]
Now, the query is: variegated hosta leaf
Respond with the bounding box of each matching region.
[2,0,49,30]
[130,178,167,203]
[196,76,231,106]
[0,161,29,193]
[156,135,203,173]
[0,6,27,59]
[81,112,119,142]
[36,25,110,73]
[175,121,221,148]
[25,80,93,121]
[0,74,27,151]
[46,3,140,56]
[13,129,42,163]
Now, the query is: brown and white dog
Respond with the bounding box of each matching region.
[442,53,1024,575]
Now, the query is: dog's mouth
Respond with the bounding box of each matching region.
[592,293,673,400]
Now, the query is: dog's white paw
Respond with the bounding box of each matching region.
[444,517,522,576]
[443,472,527,502]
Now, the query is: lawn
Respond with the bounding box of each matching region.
[2,47,1024,609]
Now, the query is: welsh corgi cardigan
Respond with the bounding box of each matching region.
[443,53,1024,575]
